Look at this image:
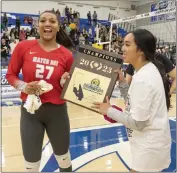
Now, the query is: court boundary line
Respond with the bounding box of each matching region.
[42,123,124,152]
[41,118,176,171]
[115,151,130,171]
[31,118,177,153]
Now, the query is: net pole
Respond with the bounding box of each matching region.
[108,22,113,51]
[96,24,99,43]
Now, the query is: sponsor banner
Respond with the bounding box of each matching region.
[2,86,20,99]
[112,6,176,24]
[1,69,22,99]
[150,0,176,22]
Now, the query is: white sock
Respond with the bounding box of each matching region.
[55,151,72,169]
[25,160,40,172]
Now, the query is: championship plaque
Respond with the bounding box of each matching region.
[61,45,123,113]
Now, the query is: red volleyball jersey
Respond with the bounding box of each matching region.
[6,40,74,105]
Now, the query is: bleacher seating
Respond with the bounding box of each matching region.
[1,11,129,43]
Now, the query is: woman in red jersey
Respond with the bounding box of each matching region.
[6,11,75,172]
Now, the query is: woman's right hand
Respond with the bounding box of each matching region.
[60,72,70,87]
[24,81,41,95]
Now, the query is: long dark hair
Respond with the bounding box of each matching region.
[130,29,171,110]
[39,10,75,50]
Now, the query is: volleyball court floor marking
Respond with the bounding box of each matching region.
[40,118,176,172]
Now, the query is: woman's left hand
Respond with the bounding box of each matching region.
[92,96,111,115]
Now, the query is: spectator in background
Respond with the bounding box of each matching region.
[94,24,100,41]
[70,29,79,47]
[1,38,11,67]
[63,17,68,26]
[65,6,69,15]
[76,11,80,19]
[30,27,35,36]
[76,11,80,27]
[69,8,73,23]
[16,16,21,35]
[125,54,176,95]
[99,26,107,42]
[71,10,75,23]
[25,28,31,39]
[164,46,171,59]
[162,47,166,54]
[73,11,77,24]
[87,11,91,25]
[56,9,61,23]
[88,27,92,38]
[82,27,87,35]
[99,27,104,42]
[69,8,72,15]
[2,32,10,45]
[164,46,175,66]
[82,28,89,44]
[19,28,26,41]
[28,16,33,25]
[65,6,70,23]
[73,11,77,19]
[31,28,39,39]
[115,47,120,54]
[79,33,85,44]
[10,28,15,42]
[1,23,3,32]
[170,45,176,65]
[112,30,117,42]
[24,16,28,24]
[2,13,8,31]
[112,24,117,31]
[103,44,109,51]
[14,28,19,39]
[92,11,97,27]
[118,34,123,45]
[65,23,71,35]
[56,9,60,15]
[106,25,110,33]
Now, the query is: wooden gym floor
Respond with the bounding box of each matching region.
[2,94,176,172]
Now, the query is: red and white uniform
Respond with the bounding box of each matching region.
[6,40,74,105]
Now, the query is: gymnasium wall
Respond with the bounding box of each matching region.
[2,1,136,21]
[136,0,176,43]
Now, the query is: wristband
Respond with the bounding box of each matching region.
[16,81,28,92]
[60,77,66,88]
[104,105,123,123]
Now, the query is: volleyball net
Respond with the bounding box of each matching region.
[96,6,176,52]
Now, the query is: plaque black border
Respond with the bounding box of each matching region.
[61,46,123,113]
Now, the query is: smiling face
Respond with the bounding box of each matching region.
[38,12,59,41]
[122,33,142,65]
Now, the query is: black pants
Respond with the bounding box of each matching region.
[20,103,70,162]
